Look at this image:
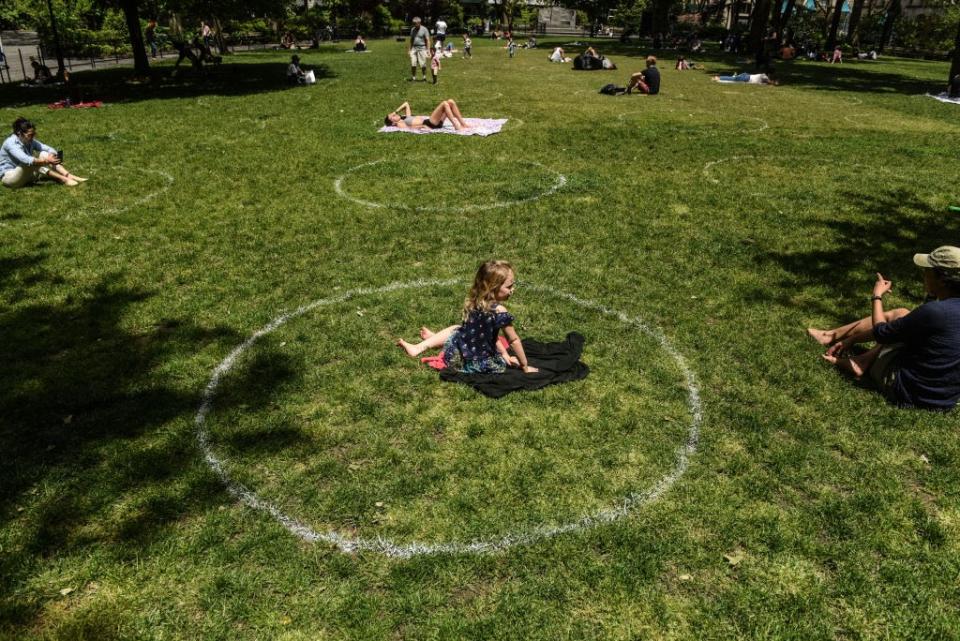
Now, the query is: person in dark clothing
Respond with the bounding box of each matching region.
[810,246,960,411]
[626,56,660,94]
[949,74,960,99]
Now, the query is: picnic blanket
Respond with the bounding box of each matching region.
[926,92,960,105]
[48,100,103,109]
[379,117,508,136]
[439,332,589,398]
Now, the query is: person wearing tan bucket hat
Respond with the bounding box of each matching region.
[808,246,960,411]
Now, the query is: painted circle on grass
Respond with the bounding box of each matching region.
[71,168,175,218]
[195,279,703,558]
[333,159,567,212]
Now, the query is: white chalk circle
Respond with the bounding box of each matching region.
[195,279,703,558]
[333,159,566,212]
[58,168,174,219]
[702,155,776,185]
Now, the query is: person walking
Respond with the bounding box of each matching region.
[408,17,431,82]
[435,18,448,46]
[145,19,158,58]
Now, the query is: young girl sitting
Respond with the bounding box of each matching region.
[397,260,539,374]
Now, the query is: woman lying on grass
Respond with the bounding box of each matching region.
[808,246,960,411]
[397,260,538,374]
[384,99,470,131]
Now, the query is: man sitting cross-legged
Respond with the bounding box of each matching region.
[809,246,960,411]
[627,56,660,95]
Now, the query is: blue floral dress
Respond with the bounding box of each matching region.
[442,307,514,374]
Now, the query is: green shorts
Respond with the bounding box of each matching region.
[868,344,903,400]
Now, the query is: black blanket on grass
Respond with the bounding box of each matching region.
[439,332,589,398]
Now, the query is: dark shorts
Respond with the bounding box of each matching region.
[868,344,903,401]
[424,118,443,129]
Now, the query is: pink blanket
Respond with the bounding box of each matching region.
[379,117,508,136]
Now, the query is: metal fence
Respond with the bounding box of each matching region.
[0,36,283,84]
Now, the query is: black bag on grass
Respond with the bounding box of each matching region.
[599,83,625,95]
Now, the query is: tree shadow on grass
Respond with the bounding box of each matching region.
[751,187,957,318]
[0,59,337,108]
[0,250,300,628]
[781,63,938,96]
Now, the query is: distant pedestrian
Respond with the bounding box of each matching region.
[435,18,448,45]
[201,21,213,50]
[463,34,472,59]
[431,48,441,84]
[831,46,842,64]
[145,19,158,58]
[408,17,431,81]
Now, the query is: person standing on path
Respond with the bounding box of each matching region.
[201,21,213,50]
[145,19,158,58]
[409,17,431,81]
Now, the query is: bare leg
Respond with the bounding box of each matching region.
[54,163,86,182]
[807,308,910,346]
[419,327,434,339]
[445,99,469,128]
[44,167,78,186]
[397,324,458,357]
[428,101,449,127]
[823,345,881,378]
[627,72,647,93]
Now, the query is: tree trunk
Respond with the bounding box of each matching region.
[878,0,900,52]
[846,0,865,46]
[731,0,743,29]
[825,0,844,51]
[120,0,150,74]
[748,0,772,53]
[775,0,798,44]
[950,13,960,87]
[652,0,671,35]
[213,16,229,54]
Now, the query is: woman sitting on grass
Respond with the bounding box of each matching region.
[397,260,538,374]
[809,246,960,411]
[0,117,86,188]
[384,99,470,131]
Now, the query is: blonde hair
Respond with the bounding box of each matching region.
[463,260,513,318]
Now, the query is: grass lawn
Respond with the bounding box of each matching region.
[2,37,959,640]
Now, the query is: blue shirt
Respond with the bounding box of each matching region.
[0,133,55,175]
[445,307,514,363]
[873,297,960,410]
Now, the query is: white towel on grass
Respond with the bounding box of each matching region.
[926,92,960,105]
[379,118,508,136]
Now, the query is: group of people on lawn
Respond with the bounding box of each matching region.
[6,25,959,413]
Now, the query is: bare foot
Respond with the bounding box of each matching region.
[396,338,420,358]
[64,179,79,187]
[69,175,88,182]
[822,353,865,378]
[807,328,834,346]
[419,327,434,340]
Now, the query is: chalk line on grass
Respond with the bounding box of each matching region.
[702,155,774,184]
[195,279,703,558]
[333,159,566,212]
[65,168,175,219]
[743,116,769,132]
